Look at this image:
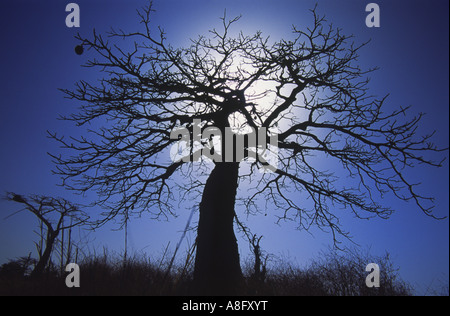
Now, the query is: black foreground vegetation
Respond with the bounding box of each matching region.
[0,248,414,296]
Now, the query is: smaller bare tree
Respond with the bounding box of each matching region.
[4,192,89,277]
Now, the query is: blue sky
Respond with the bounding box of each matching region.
[0,0,448,295]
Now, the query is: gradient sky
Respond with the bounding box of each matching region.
[0,0,448,295]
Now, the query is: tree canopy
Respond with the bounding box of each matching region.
[50,3,446,244]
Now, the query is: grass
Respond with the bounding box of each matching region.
[0,247,415,296]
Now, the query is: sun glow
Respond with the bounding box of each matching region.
[225,53,279,133]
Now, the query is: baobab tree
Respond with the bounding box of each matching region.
[49,3,446,294]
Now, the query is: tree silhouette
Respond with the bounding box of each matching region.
[49,3,446,294]
[5,193,89,277]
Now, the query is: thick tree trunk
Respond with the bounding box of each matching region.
[193,162,243,295]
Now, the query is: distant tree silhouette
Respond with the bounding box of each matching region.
[5,193,89,277]
[49,3,446,294]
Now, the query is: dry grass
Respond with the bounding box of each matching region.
[0,247,414,296]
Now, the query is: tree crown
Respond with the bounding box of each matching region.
[50,3,447,242]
